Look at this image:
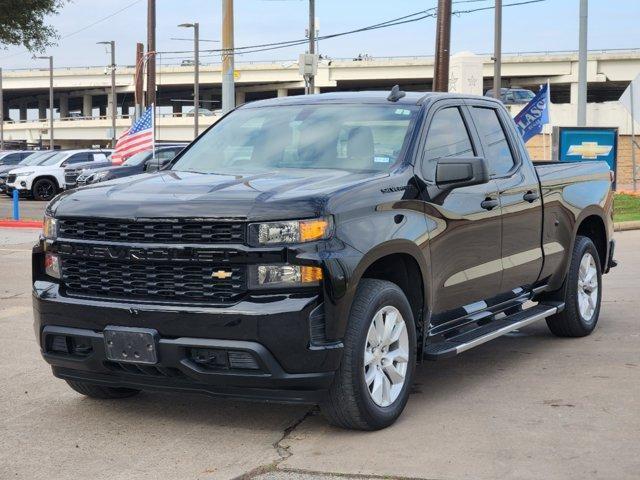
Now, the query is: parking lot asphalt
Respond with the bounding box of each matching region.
[0,194,47,221]
[1,228,639,480]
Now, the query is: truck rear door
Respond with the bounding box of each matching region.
[466,100,543,294]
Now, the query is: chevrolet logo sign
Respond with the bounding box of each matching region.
[211,270,233,280]
[567,142,613,160]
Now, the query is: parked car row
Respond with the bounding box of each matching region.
[74,144,186,187]
[1,144,187,201]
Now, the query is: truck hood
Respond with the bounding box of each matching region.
[50,169,385,221]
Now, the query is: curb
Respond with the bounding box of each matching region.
[614,220,640,232]
[0,220,43,229]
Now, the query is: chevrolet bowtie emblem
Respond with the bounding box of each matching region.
[211,270,233,280]
[567,142,613,160]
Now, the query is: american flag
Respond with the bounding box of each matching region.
[111,107,154,164]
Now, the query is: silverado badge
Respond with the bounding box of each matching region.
[211,270,233,280]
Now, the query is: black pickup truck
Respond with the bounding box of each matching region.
[33,90,615,430]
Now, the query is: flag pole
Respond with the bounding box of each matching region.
[547,79,552,160]
[152,103,158,169]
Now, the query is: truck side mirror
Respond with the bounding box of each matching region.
[435,156,489,190]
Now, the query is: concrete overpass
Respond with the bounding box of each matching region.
[1,49,639,146]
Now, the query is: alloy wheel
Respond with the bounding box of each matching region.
[577,252,599,322]
[364,305,409,407]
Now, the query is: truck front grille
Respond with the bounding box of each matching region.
[61,257,246,304]
[7,174,16,184]
[58,218,246,244]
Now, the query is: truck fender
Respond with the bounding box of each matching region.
[325,239,431,342]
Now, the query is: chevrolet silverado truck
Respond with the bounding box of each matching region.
[33,90,615,430]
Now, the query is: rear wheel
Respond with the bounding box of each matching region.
[32,178,57,201]
[66,380,140,399]
[546,235,602,337]
[320,279,416,430]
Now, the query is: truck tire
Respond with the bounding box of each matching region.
[546,235,602,337]
[32,178,57,201]
[65,380,140,399]
[320,279,416,430]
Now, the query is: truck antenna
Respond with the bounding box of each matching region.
[387,85,406,102]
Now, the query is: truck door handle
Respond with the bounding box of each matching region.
[481,198,499,211]
[523,191,540,203]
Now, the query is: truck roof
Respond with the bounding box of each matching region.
[243,91,503,108]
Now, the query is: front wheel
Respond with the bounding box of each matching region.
[320,279,417,430]
[32,178,57,201]
[546,235,602,337]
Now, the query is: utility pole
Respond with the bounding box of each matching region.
[179,22,200,138]
[0,68,4,150]
[221,0,235,113]
[433,0,452,92]
[146,0,157,108]
[493,0,502,99]
[308,0,316,93]
[98,41,117,147]
[135,42,144,118]
[577,0,588,126]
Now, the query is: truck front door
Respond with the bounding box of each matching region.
[467,101,543,295]
[416,102,504,323]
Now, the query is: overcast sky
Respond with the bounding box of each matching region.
[1,0,639,70]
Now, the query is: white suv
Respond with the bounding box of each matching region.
[6,149,111,201]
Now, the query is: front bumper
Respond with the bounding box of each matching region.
[34,281,342,404]
[41,325,334,404]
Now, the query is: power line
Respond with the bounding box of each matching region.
[160,0,546,58]
[61,0,145,40]
[0,0,145,61]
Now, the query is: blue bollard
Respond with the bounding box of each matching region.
[12,189,19,221]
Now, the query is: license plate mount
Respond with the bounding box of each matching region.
[103,326,159,365]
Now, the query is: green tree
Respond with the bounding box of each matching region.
[0,0,68,52]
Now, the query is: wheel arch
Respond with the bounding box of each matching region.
[573,207,609,271]
[32,175,61,191]
[330,240,431,347]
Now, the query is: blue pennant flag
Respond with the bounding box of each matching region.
[514,83,550,143]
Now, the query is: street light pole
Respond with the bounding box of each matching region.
[577,0,588,126]
[493,0,502,99]
[37,56,55,150]
[98,41,117,147]
[179,23,200,139]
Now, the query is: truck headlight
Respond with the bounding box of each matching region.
[248,217,332,246]
[16,171,34,177]
[249,265,323,289]
[43,215,58,239]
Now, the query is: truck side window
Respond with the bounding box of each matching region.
[471,107,515,176]
[421,107,474,181]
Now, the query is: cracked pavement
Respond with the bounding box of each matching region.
[1,227,639,480]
